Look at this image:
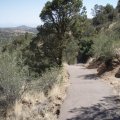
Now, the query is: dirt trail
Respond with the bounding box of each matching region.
[59,64,120,120]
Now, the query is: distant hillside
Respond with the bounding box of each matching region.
[0,25,38,43]
[0,25,38,34]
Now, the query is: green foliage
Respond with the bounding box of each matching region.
[76,21,95,63]
[92,4,104,17]
[0,52,29,109]
[116,0,120,12]
[27,0,85,69]
[0,39,63,119]
[83,23,96,37]
[27,67,62,94]
[104,4,114,14]
[92,4,116,27]
[2,33,33,53]
[78,38,93,63]
[71,13,88,39]
[0,33,33,116]
[92,34,115,61]
[23,37,52,75]
[40,0,83,24]
[0,31,15,43]
[63,36,79,64]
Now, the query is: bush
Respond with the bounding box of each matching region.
[27,67,62,95]
[5,66,67,120]
[0,50,64,120]
[77,39,93,63]
[63,37,79,64]
[0,52,29,116]
[92,34,115,61]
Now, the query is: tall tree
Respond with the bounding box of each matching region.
[32,0,84,66]
[104,4,114,14]
[117,0,120,12]
[92,4,104,17]
[92,4,115,26]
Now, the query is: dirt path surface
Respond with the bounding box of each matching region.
[59,64,120,120]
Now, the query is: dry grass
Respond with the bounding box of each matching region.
[102,66,120,96]
[6,64,69,120]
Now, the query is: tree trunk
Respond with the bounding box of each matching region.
[58,49,63,66]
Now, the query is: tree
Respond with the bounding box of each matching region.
[92,4,116,26]
[77,38,93,63]
[24,0,87,74]
[92,4,104,17]
[117,0,120,12]
[32,0,84,66]
[92,4,106,26]
[104,4,114,14]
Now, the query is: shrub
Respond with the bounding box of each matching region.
[92,34,115,61]
[27,67,62,95]
[63,37,79,64]
[78,38,93,63]
[0,52,29,115]
[5,66,67,120]
[0,50,64,120]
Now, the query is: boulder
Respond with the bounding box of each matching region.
[97,63,107,75]
[115,68,120,78]
[112,59,120,67]
[87,59,102,69]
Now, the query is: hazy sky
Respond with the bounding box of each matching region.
[0,0,118,27]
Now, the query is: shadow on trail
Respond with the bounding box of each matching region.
[67,96,120,120]
[77,74,98,80]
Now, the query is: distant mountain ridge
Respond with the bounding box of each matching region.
[0,25,38,42]
[0,25,38,34]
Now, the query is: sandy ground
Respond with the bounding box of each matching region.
[59,64,120,120]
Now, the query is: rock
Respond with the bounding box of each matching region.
[97,63,107,75]
[112,59,120,67]
[21,99,32,108]
[87,59,102,69]
[56,109,60,116]
[115,68,120,78]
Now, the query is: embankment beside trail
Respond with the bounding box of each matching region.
[5,64,69,120]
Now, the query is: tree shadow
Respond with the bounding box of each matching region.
[77,74,98,80]
[67,96,120,120]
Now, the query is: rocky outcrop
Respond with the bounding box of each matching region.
[87,58,119,75]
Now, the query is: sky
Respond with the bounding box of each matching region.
[0,0,118,28]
